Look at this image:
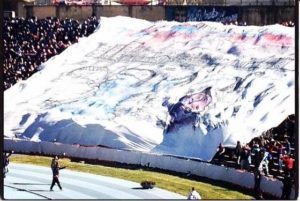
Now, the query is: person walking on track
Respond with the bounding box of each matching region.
[50,156,66,191]
[3,150,14,178]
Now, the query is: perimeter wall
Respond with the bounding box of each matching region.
[22,5,295,25]
[4,139,296,198]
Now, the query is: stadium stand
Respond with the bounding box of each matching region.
[3,16,296,198]
[212,114,296,180]
[3,16,99,90]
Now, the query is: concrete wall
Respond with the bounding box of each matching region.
[94,6,129,18]
[131,6,165,21]
[26,5,93,20]
[4,139,296,199]
[26,5,165,21]
[17,2,28,18]
[31,5,56,18]
[238,6,295,25]
[57,6,93,20]
[23,5,295,25]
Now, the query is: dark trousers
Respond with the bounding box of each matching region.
[254,176,262,199]
[217,153,224,164]
[281,187,292,199]
[50,176,62,190]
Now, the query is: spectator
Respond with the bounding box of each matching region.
[252,143,261,170]
[281,154,294,176]
[284,138,291,155]
[258,148,270,176]
[240,144,251,171]
[264,142,273,170]
[215,143,225,164]
[234,140,242,168]
[281,21,295,27]
[187,187,201,200]
[277,144,285,172]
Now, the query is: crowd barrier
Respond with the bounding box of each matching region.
[4,138,295,198]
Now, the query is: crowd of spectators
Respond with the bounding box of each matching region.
[235,132,293,178]
[236,133,294,177]
[214,115,295,178]
[222,20,248,26]
[214,116,295,199]
[281,21,295,27]
[223,20,295,27]
[4,16,99,90]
